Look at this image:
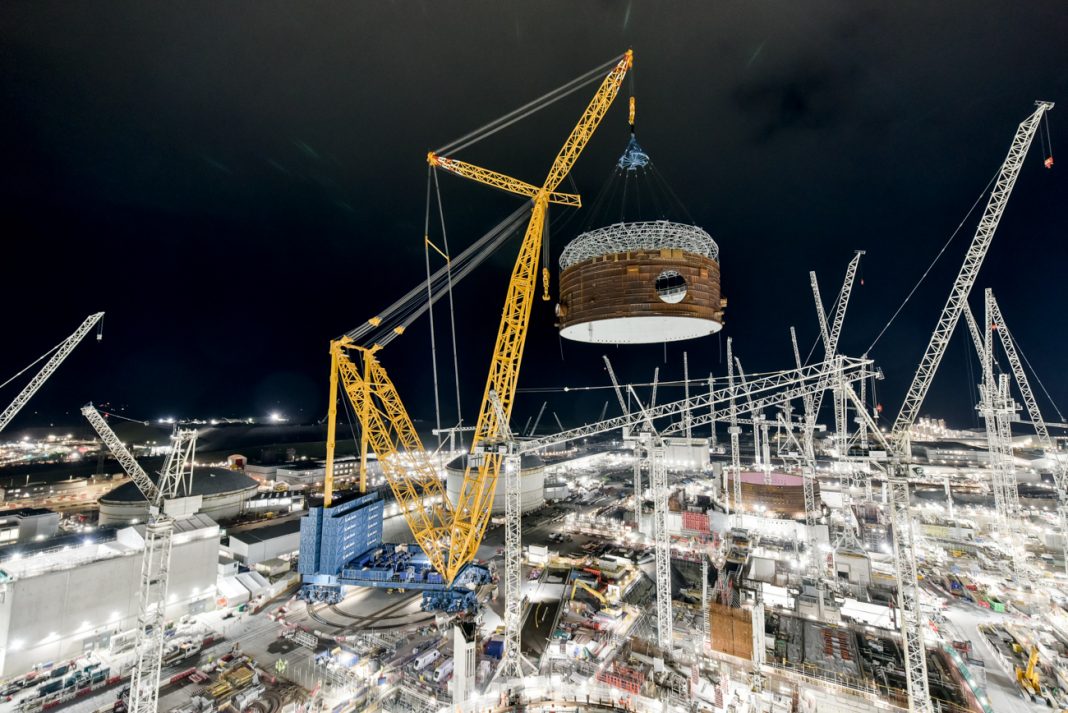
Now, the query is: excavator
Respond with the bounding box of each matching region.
[1015,645,1041,697]
[570,578,609,606]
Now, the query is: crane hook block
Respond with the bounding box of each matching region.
[541,267,551,301]
[1045,156,1054,169]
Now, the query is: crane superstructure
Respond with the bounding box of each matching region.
[811,252,864,468]
[964,288,1068,575]
[321,52,633,592]
[881,100,1053,713]
[0,312,104,433]
[81,404,197,713]
[985,290,1068,574]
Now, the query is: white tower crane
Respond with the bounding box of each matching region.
[985,290,1068,574]
[626,385,673,653]
[962,303,1022,552]
[489,388,537,680]
[884,100,1053,713]
[81,404,197,713]
[726,338,742,513]
[811,251,864,496]
[0,312,104,433]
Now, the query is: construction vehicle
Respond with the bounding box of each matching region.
[320,51,634,588]
[81,404,197,713]
[1016,645,1041,696]
[570,578,609,606]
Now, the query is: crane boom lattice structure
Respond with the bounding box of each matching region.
[984,290,1068,573]
[0,312,104,433]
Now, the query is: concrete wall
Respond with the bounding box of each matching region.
[0,521,219,677]
[99,489,251,525]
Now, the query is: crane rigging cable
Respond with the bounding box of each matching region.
[0,340,64,392]
[1006,323,1065,422]
[1,316,104,392]
[434,55,623,156]
[345,202,530,347]
[433,168,466,449]
[865,167,999,355]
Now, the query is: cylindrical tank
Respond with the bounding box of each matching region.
[445,454,545,515]
[556,220,724,344]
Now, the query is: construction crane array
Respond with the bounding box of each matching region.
[81,404,197,713]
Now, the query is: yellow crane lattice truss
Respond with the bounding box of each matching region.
[325,51,633,585]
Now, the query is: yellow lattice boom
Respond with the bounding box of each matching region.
[427,154,582,206]
[439,50,632,582]
[324,51,633,585]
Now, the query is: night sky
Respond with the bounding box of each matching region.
[2,3,1066,434]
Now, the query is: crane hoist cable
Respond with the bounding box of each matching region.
[347,203,530,347]
[434,56,621,156]
[865,168,999,355]
[432,168,465,449]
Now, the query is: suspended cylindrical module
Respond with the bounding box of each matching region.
[556,220,725,344]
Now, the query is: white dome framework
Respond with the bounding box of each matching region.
[559,220,719,269]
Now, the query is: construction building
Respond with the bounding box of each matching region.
[0,514,219,677]
[227,519,302,565]
[0,508,60,545]
[97,467,258,525]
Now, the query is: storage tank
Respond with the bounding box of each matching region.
[446,453,545,515]
[556,220,724,344]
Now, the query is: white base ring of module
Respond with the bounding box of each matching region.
[559,315,723,344]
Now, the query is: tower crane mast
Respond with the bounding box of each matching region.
[0,312,104,433]
[81,404,197,713]
[882,100,1052,713]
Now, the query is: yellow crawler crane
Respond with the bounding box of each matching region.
[324,51,633,585]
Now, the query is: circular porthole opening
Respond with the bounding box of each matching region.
[655,270,687,304]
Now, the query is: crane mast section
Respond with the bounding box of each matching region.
[987,291,1068,572]
[1,312,104,433]
[829,251,863,352]
[890,102,1053,451]
[446,52,632,583]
